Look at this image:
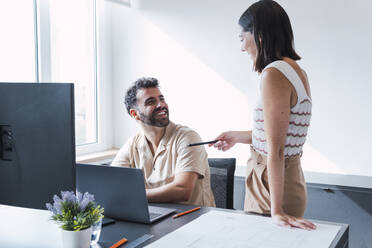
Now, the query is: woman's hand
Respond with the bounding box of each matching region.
[271,212,317,230]
[209,131,242,152]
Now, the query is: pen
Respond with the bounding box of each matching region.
[110,237,128,248]
[188,140,219,147]
[173,207,201,218]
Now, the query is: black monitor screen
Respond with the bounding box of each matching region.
[0,83,76,209]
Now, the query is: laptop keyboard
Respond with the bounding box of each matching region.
[149,212,162,219]
[147,206,176,221]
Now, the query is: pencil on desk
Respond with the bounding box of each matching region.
[110,237,128,248]
[173,207,201,218]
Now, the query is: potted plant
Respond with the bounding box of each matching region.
[46,191,104,248]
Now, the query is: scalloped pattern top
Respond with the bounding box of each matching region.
[252,60,312,157]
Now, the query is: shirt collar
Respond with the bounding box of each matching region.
[137,121,176,151]
[159,121,176,147]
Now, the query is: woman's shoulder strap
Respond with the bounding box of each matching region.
[263,60,308,101]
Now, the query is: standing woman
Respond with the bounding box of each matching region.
[211,0,316,230]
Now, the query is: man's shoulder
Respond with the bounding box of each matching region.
[112,133,143,166]
[122,132,145,149]
[170,123,202,144]
[173,123,200,137]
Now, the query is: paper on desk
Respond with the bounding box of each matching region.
[145,210,341,248]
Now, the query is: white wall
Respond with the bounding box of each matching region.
[107,0,372,177]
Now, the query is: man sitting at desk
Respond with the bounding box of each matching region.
[111,77,215,207]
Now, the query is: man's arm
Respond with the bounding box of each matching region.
[146,171,198,202]
[147,129,207,203]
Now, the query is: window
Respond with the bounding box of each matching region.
[38,0,98,146]
[0,0,36,82]
[1,0,101,150]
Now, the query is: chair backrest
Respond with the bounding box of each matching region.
[208,158,236,209]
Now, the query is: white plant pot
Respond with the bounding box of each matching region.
[61,227,92,248]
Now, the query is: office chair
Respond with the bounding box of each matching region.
[208,158,236,209]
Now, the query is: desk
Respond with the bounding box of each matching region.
[99,203,349,248]
[0,204,348,248]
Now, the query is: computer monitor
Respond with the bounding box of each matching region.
[0,83,76,209]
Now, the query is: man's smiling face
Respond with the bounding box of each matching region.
[134,87,169,127]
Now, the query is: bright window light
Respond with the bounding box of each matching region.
[0,0,36,82]
[44,0,97,146]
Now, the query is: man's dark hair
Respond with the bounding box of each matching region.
[124,77,159,115]
[238,0,300,72]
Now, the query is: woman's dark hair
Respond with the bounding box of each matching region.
[124,77,159,115]
[239,0,300,72]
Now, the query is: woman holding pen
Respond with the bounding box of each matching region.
[210,0,316,230]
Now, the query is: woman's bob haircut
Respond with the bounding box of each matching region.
[239,0,301,72]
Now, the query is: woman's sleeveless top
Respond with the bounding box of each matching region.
[252,60,312,157]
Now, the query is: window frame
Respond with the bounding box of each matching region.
[36,0,112,155]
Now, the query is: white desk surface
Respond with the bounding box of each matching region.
[0,204,347,248]
[0,204,62,248]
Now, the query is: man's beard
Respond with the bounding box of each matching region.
[139,107,169,127]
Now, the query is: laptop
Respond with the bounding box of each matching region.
[76,163,176,224]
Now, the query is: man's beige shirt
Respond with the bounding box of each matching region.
[111,122,215,207]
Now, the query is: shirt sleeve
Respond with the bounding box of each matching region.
[175,130,208,178]
[111,136,135,167]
